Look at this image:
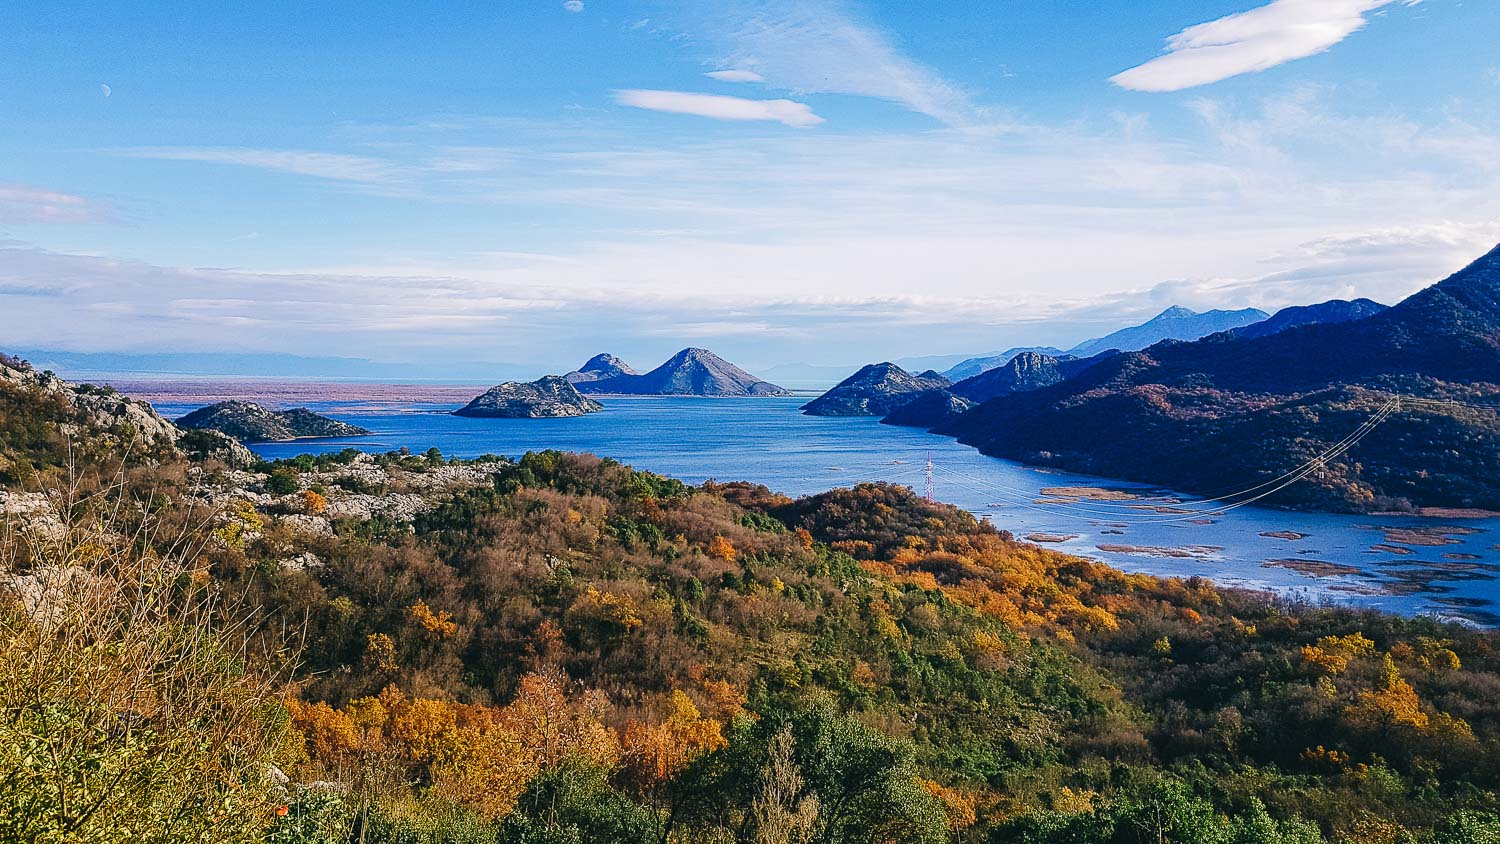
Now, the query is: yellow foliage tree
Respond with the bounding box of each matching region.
[1348,654,1428,731]
[708,535,737,562]
[302,489,327,515]
[622,689,727,786]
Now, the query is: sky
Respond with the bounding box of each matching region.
[2,0,1499,376]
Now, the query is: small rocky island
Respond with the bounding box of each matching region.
[178,400,372,442]
[453,375,604,418]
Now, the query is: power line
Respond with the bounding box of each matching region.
[927,398,1402,525]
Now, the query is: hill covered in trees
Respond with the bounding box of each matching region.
[943,244,1500,512]
[4,364,1500,843]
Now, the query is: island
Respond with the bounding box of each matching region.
[453,375,604,418]
[177,400,371,443]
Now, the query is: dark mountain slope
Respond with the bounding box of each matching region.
[577,348,789,397]
[801,363,949,416]
[941,244,1500,512]
[941,346,1066,381]
[1231,298,1388,341]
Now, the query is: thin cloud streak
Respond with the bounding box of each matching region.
[659,0,973,124]
[614,89,823,127]
[705,69,765,83]
[1113,0,1420,92]
[118,147,405,184]
[0,183,110,225]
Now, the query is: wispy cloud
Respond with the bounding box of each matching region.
[706,69,765,83]
[615,89,823,127]
[0,183,110,225]
[1113,0,1421,92]
[660,0,971,124]
[118,147,403,183]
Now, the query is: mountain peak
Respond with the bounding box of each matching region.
[574,348,788,396]
[580,353,636,374]
[801,361,949,417]
[566,353,638,384]
[1154,305,1198,320]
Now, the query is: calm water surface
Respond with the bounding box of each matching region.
[154,396,1500,627]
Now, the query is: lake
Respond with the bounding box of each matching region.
[152,394,1500,626]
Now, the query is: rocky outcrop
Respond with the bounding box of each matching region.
[0,352,255,467]
[942,347,1065,381]
[576,348,789,397]
[879,389,974,429]
[801,363,950,416]
[453,376,604,418]
[565,354,638,384]
[178,401,371,442]
[949,351,1069,403]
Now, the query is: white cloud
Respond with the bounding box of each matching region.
[660,1,971,124]
[614,90,823,127]
[706,69,765,83]
[563,0,584,12]
[118,147,403,183]
[0,183,108,224]
[1113,0,1420,92]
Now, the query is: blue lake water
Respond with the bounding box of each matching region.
[154,396,1500,626]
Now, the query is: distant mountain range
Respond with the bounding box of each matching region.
[940,246,1500,512]
[1066,305,1269,358]
[16,350,533,383]
[1228,298,1387,341]
[571,349,789,397]
[935,306,1269,383]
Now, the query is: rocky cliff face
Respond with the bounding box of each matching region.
[453,376,604,418]
[576,348,789,397]
[178,401,372,442]
[0,353,255,467]
[950,351,1068,403]
[565,353,638,384]
[801,363,950,416]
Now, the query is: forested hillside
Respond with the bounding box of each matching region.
[944,245,1500,512]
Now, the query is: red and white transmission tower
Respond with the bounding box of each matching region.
[924,453,934,502]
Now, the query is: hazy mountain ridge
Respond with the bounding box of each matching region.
[1230,298,1388,341]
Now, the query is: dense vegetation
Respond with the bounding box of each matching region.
[6,366,1500,842]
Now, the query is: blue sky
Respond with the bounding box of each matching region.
[2,0,1498,375]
